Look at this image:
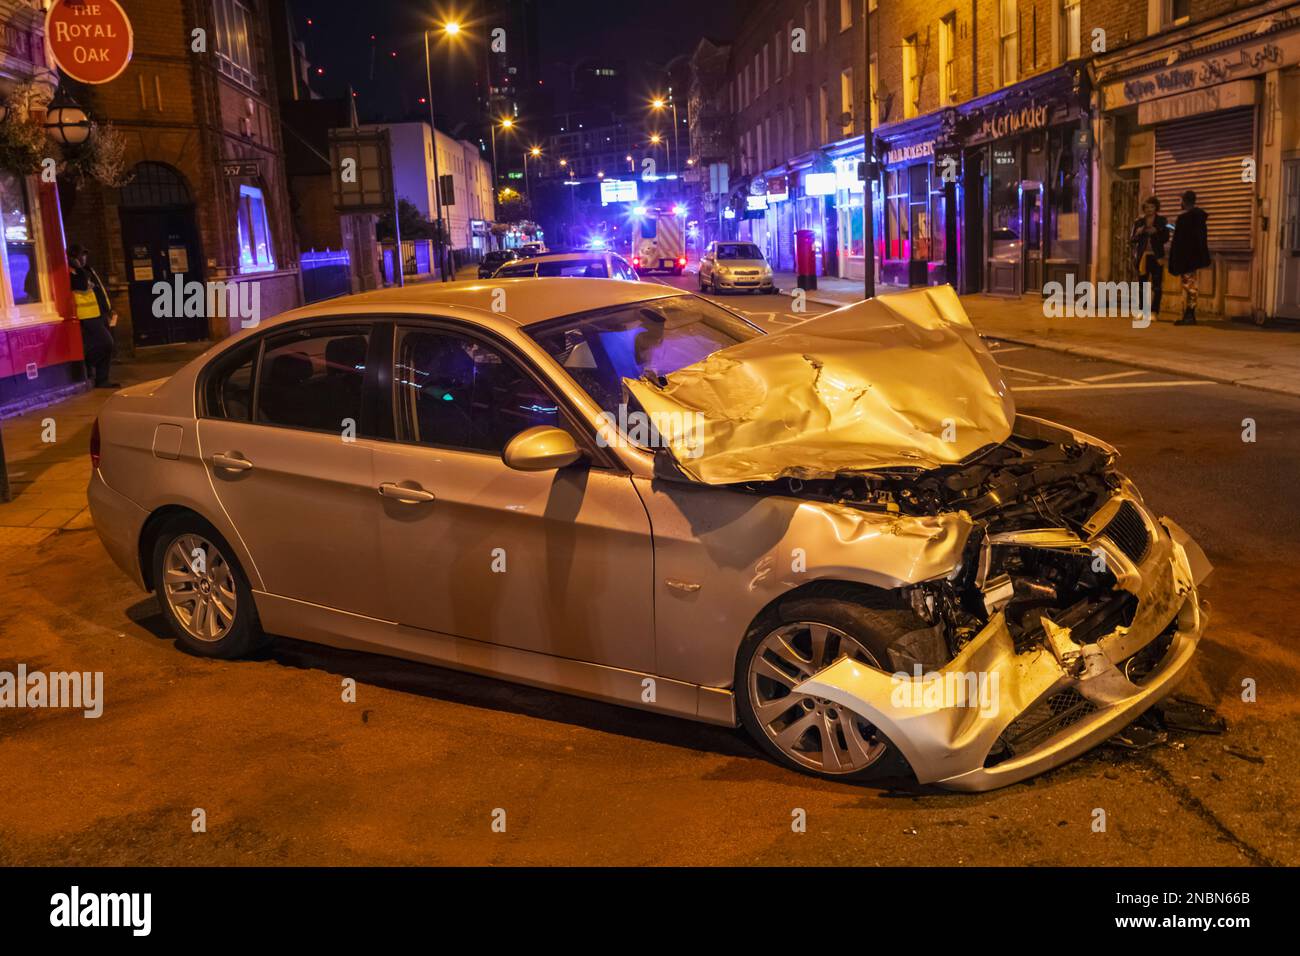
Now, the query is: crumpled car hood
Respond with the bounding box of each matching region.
[624,285,1014,484]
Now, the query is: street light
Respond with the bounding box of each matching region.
[424,19,463,282]
[650,94,679,174]
[524,145,541,203]
[490,116,515,193]
[648,132,669,176]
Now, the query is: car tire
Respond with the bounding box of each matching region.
[735,588,920,782]
[151,515,266,659]
[711,275,722,295]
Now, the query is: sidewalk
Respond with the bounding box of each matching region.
[772,271,1300,398]
[0,343,207,550]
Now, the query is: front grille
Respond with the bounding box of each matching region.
[1101,500,1151,564]
[986,689,1097,765]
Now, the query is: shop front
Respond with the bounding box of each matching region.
[1094,4,1300,322]
[0,12,80,417]
[873,113,953,289]
[829,148,867,283]
[958,65,1091,297]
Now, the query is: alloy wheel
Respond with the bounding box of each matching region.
[162,534,238,643]
[747,622,888,774]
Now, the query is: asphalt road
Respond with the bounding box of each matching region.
[2,278,1297,866]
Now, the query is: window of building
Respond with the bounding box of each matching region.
[787,19,796,73]
[819,84,829,145]
[257,326,372,434]
[1061,0,1081,61]
[213,0,257,89]
[1000,0,1019,86]
[763,43,770,89]
[774,30,783,80]
[903,35,919,119]
[840,68,854,135]
[236,184,276,273]
[0,171,44,308]
[839,0,852,32]
[940,13,957,104]
[819,0,828,44]
[870,53,879,127]
[397,328,559,453]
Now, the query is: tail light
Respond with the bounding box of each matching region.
[677,257,687,266]
[90,418,101,469]
[632,256,640,267]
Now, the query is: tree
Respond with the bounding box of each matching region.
[496,189,533,224]
[377,198,440,241]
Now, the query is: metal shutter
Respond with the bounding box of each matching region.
[1154,108,1255,250]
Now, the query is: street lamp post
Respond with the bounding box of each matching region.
[425,21,462,282]
[490,117,514,194]
[862,0,876,299]
[524,146,540,204]
[649,133,669,176]
[651,96,680,174]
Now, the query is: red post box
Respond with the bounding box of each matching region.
[795,229,817,291]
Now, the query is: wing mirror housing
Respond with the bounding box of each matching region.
[502,425,585,471]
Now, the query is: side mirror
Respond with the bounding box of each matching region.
[502,425,584,472]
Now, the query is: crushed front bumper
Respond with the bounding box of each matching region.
[794,498,1210,791]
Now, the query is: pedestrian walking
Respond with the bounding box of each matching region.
[69,244,120,388]
[1130,196,1170,318]
[1167,190,1212,326]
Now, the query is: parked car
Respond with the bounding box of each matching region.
[478,249,519,279]
[698,241,776,294]
[88,280,1209,790]
[517,242,547,258]
[492,251,638,280]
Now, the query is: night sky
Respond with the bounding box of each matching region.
[289,0,741,133]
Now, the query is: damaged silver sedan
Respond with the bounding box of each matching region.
[90,278,1209,791]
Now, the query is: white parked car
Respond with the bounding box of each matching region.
[698,241,776,294]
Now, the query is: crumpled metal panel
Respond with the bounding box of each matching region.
[625,285,1015,484]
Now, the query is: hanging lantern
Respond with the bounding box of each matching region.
[45,103,91,146]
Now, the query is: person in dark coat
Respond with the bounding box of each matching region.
[1129,196,1170,317]
[68,244,119,388]
[1167,190,1212,325]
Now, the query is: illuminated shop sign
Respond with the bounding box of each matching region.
[975,102,1051,142]
[803,172,836,196]
[885,140,935,165]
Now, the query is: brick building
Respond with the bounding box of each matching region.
[63,0,300,349]
[718,0,1300,321]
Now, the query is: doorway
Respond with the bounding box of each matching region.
[1022,181,1044,293]
[1276,159,1300,320]
[118,163,207,347]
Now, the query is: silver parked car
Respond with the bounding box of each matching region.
[698,241,776,294]
[492,251,638,280]
[89,280,1209,790]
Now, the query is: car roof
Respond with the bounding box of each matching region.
[256,277,682,330]
[517,251,622,264]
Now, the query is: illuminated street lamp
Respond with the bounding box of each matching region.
[523,145,541,203]
[491,116,515,192]
[650,94,679,174]
[424,18,464,282]
[44,99,91,146]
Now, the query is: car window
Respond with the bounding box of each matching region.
[205,340,257,421]
[256,326,372,434]
[535,259,609,278]
[495,262,535,278]
[526,295,763,418]
[396,328,560,454]
[613,259,634,280]
[717,243,763,260]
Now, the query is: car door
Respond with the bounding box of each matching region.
[700,243,715,283]
[197,320,390,620]
[370,321,656,672]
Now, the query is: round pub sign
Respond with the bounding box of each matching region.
[45,0,134,85]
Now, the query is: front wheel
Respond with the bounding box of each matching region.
[152,516,265,659]
[735,593,920,780]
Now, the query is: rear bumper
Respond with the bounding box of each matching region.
[796,501,1209,791]
[88,468,150,589]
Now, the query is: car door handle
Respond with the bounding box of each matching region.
[378,482,436,504]
[211,452,253,472]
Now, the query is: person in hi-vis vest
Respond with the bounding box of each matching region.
[68,244,119,388]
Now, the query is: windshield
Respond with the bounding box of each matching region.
[537,258,608,278]
[717,243,763,260]
[526,294,763,416]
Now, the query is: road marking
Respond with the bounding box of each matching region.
[1082,369,1147,383]
[998,363,1091,386]
[1013,380,1215,392]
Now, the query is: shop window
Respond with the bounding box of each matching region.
[909,164,930,261]
[999,0,1019,86]
[930,170,947,264]
[213,0,258,90]
[1050,132,1081,261]
[236,184,276,274]
[886,170,907,260]
[903,36,919,119]
[940,14,957,104]
[990,146,1021,261]
[0,171,42,307]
